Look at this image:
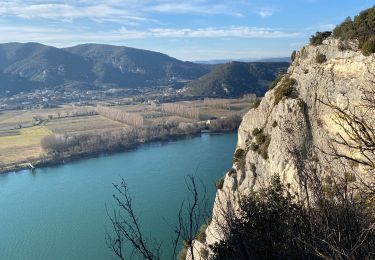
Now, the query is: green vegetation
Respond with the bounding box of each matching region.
[309,31,332,45]
[255,132,266,144]
[208,114,242,132]
[273,77,297,105]
[228,168,237,177]
[251,128,271,160]
[233,148,246,171]
[250,142,259,151]
[211,175,304,259]
[361,35,375,56]
[216,177,225,190]
[316,54,327,63]
[291,50,297,62]
[210,174,375,259]
[333,6,375,55]
[195,223,208,243]
[259,135,271,159]
[268,75,283,90]
[184,62,289,97]
[178,246,188,260]
[0,42,211,94]
[250,99,261,109]
[199,248,209,259]
[252,127,262,136]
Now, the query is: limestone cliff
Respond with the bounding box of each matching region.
[191,37,375,257]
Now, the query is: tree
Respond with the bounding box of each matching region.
[97,105,144,127]
[106,175,208,260]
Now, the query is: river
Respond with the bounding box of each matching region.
[0,133,237,259]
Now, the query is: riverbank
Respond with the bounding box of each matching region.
[0,129,237,174]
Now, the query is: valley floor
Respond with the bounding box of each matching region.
[0,97,254,173]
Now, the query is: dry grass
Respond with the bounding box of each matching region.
[46,115,125,134]
[0,126,52,164]
[0,97,250,170]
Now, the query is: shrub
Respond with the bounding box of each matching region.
[216,177,225,190]
[255,133,266,144]
[233,148,246,171]
[233,148,245,162]
[303,69,309,74]
[250,142,259,151]
[252,128,262,136]
[259,135,271,159]
[195,224,208,243]
[268,75,283,90]
[211,171,375,259]
[178,246,188,260]
[274,77,297,105]
[310,31,332,45]
[250,99,261,109]
[291,50,297,62]
[333,7,375,53]
[228,168,237,177]
[338,41,351,51]
[316,54,327,63]
[211,175,306,259]
[200,248,209,259]
[272,121,278,128]
[361,35,375,56]
[249,163,256,172]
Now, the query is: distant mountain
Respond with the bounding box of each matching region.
[255,57,291,63]
[0,72,42,93]
[0,42,211,95]
[183,61,289,97]
[195,57,290,65]
[64,44,212,88]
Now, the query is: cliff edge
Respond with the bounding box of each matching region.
[191,36,375,257]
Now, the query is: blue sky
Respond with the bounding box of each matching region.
[0,0,373,60]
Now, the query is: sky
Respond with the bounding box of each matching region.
[0,0,373,61]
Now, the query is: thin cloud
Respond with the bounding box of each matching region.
[0,25,302,46]
[0,1,147,23]
[257,8,275,18]
[0,1,248,22]
[121,26,301,39]
[146,2,244,16]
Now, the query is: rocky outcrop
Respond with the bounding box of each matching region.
[192,37,375,257]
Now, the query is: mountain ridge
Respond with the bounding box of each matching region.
[0,42,211,94]
[183,61,289,97]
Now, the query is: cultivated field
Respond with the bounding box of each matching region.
[0,97,255,172]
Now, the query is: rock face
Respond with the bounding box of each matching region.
[192,38,375,257]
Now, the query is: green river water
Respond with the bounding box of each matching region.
[0,133,237,259]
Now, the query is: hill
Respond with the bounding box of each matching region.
[0,43,211,95]
[194,57,290,64]
[183,61,289,97]
[64,44,212,88]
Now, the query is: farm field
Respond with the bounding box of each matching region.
[0,97,255,172]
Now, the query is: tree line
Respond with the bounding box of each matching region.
[41,123,199,158]
[40,114,242,163]
[97,105,144,127]
[203,98,230,109]
[160,103,199,120]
